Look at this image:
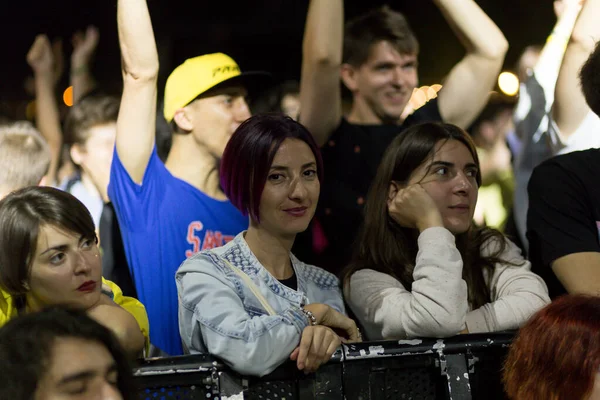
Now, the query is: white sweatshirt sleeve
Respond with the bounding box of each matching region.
[465,237,550,333]
[346,227,469,340]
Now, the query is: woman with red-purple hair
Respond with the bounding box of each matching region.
[176,114,360,377]
[503,295,600,400]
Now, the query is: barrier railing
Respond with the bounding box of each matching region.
[133,331,514,400]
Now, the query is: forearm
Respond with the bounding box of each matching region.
[70,64,96,104]
[349,229,468,339]
[34,73,62,185]
[302,0,342,66]
[199,307,307,376]
[117,0,159,80]
[116,0,159,183]
[465,273,549,333]
[299,0,343,146]
[553,0,600,137]
[87,301,146,357]
[533,5,581,94]
[434,0,507,128]
[434,0,508,60]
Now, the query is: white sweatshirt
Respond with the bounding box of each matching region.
[345,227,550,340]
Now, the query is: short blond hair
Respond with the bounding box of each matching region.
[0,121,50,192]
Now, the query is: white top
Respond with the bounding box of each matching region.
[548,110,600,155]
[345,227,550,340]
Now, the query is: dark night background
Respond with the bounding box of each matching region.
[0,0,554,104]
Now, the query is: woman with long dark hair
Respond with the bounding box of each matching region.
[342,122,549,340]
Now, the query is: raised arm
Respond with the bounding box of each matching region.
[532,1,582,99]
[116,0,159,184]
[552,0,600,138]
[434,0,509,129]
[71,26,99,103]
[26,35,63,186]
[299,0,343,146]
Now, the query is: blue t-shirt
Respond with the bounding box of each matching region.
[108,147,248,355]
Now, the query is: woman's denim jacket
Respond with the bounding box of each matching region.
[176,232,345,377]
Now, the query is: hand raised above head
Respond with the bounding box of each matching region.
[387,183,443,232]
[72,25,99,67]
[27,35,54,74]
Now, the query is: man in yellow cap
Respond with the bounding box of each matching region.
[109,0,268,356]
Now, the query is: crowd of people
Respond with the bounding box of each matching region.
[0,0,599,398]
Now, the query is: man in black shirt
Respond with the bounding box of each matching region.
[297,0,508,273]
[527,12,600,298]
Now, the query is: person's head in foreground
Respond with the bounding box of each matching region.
[503,295,600,400]
[0,186,147,355]
[0,121,50,199]
[0,306,134,400]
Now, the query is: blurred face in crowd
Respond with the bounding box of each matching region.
[35,337,122,400]
[70,122,116,201]
[183,85,251,159]
[406,139,479,235]
[27,224,102,312]
[343,40,418,123]
[281,94,300,121]
[257,138,320,238]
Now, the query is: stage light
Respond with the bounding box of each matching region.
[63,86,73,107]
[498,72,519,96]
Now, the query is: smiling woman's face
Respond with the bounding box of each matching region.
[256,138,320,238]
[406,139,479,235]
[27,224,102,312]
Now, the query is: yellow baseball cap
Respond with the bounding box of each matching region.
[163,53,270,122]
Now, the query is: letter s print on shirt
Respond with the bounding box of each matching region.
[186,221,204,257]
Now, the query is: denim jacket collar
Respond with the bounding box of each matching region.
[216,232,309,307]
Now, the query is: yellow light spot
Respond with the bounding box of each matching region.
[498,72,519,96]
[63,86,74,107]
[431,84,443,92]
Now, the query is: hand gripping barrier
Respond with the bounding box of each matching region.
[133,331,514,400]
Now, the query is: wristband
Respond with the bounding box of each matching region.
[301,308,318,326]
[71,64,88,76]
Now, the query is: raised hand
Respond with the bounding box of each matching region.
[71,25,99,67]
[554,0,585,18]
[27,35,54,76]
[387,183,443,232]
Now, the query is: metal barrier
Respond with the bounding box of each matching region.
[133,332,514,400]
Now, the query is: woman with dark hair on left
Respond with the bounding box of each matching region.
[0,186,149,357]
[177,114,360,377]
[0,306,135,400]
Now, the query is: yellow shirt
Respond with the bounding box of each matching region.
[0,278,150,347]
